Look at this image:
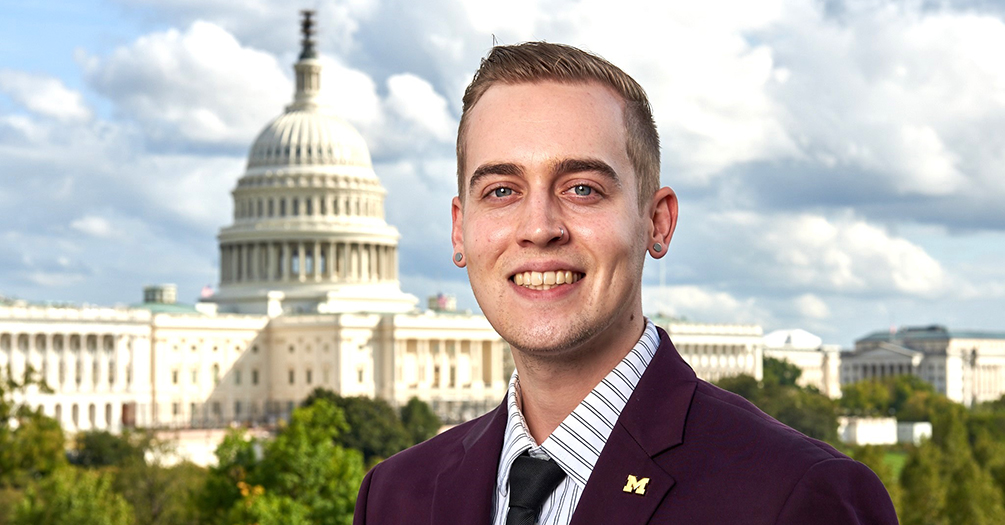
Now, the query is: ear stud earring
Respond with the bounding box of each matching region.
[454,253,463,262]
[653,243,663,253]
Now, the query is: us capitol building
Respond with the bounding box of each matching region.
[0,14,509,432]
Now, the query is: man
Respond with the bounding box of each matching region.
[354,42,897,524]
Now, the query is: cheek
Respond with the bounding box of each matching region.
[464,217,511,261]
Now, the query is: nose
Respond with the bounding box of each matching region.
[517,192,568,248]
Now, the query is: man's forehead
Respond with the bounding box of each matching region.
[461,81,629,178]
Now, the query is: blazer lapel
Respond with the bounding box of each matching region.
[430,400,509,524]
[570,328,697,525]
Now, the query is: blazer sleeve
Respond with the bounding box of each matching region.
[774,458,899,525]
[353,466,376,525]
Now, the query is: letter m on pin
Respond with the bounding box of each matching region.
[623,475,650,495]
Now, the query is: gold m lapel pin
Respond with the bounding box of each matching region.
[623,475,650,495]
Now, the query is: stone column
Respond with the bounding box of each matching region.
[231,245,241,282]
[298,242,306,281]
[280,243,289,281]
[246,243,256,282]
[314,240,321,281]
[339,243,347,280]
[329,242,337,281]
[349,244,357,281]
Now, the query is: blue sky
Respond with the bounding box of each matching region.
[2,0,1005,347]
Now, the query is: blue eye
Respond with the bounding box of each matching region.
[573,185,593,196]
[493,187,513,198]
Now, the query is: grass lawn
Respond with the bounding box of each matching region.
[884,451,908,480]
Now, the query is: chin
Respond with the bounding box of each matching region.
[501,318,599,357]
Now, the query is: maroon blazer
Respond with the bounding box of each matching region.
[354,328,898,524]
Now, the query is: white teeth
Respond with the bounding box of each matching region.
[513,270,582,289]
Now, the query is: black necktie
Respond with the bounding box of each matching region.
[506,452,567,525]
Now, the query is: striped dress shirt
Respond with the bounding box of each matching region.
[491,320,661,525]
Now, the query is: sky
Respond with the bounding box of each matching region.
[2,0,1005,348]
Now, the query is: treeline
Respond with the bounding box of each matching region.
[0,376,440,525]
[716,358,1005,525]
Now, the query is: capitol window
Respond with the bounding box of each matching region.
[252,369,259,385]
[292,198,299,216]
[306,198,313,215]
[280,199,286,216]
[268,199,274,217]
[257,199,263,217]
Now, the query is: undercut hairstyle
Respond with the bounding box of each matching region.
[456,41,660,208]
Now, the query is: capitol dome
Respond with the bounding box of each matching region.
[246,109,373,170]
[212,11,417,316]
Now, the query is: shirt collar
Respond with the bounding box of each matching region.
[496,320,661,491]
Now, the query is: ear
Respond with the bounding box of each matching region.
[647,187,678,259]
[450,196,466,268]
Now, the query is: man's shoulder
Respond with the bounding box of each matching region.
[654,380,897,523]
[355,407,503,525]
[688,379,846,464]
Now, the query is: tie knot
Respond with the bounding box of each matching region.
[507,452,566,525]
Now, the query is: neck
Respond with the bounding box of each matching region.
[514,313,646,444]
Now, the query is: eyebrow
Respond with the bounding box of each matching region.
[468,162,523,197]
[467,157,621,197]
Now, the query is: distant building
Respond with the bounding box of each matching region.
[841,325,1005,406]
[651,315,764,382]
[763,329,842,398]
[838,416,898,446]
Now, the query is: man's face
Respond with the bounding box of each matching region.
[452,81,651,359]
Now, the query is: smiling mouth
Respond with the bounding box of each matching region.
[511,270,584,291]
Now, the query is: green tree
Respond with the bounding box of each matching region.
[198,429,260,525]
[70,430,143,468]
[233,399,365,525]
[840,379,893,416]
[302,388,410,462]
[115,458,205,525]
[763,357,801,387]
[899,440,947,525]
[716,373,839,443]
[9,467,133,525]
[0,367,65,488]
[944,457,1005,525]
[400,397,441,444]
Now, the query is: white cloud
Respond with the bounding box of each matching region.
[770,3,1005,198]
[70,215,114,238]
[704,211,949,296]
[793,293,830,320]
[0,70,91,122]
[643,284,770,325]
[79,20,290,146]
[385,73,456,143]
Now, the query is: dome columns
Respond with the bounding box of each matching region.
[220,240,398,285]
